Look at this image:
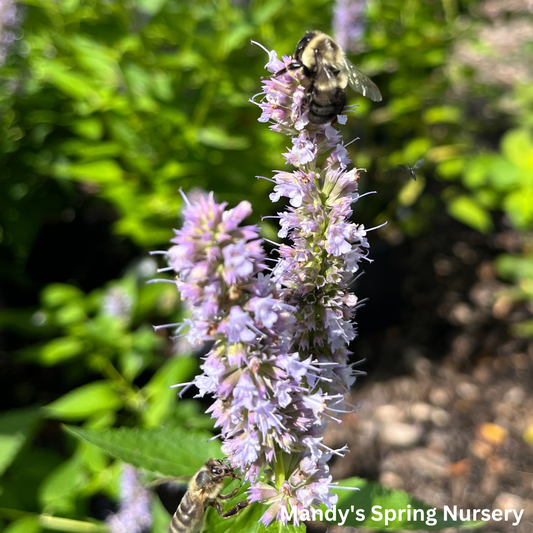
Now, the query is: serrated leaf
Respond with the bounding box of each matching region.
[0,408,41,476]
[319,477,477,530]
[44,382,122,421]
[64,426,221,477]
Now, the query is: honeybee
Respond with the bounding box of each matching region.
[276,31,382,124]
[168,458,248,533]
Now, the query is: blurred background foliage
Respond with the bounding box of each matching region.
[1,0,532,531]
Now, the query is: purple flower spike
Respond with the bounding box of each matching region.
[159,36,373,529]
[245,38,372,525]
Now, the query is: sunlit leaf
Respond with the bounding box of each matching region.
[52,160,123,184]
[446,195,493,233]
[501,129,533,172]
[45,382,123,421]
[64,426,221,477]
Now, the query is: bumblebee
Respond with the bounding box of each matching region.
[276,31,382,124]
[168,458,248,533]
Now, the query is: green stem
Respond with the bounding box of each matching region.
[39,515,108,532]
[0,509,107,533]
[273,449,285,489]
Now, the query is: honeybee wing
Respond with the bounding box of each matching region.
[146,475,192,489]
[343,58,382,102]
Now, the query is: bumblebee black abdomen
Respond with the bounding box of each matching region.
[307,86,346,124]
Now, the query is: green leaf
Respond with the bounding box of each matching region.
[0,408,41,476]
[142,356,198,427]
[152,496,173,533]
[38,62,102,105]
[53,160,123,184]
[39,456,88,514]
[44,382,123,421]
[63,426,222,477]
[134,0,168,15]
[496,254,533,282]
[423,105,462,124]
[501,129,533,172]
[503,189,533,230]
[398,177,425,207]
[204,493,265,533]
[319,477,477,530]
[38,336,85,365]
[446,195,493,233]
[3,516,41,533]
[197,126,250,150]
[42,284,84,308]
[70,118,104,141]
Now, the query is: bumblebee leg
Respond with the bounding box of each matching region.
[274,62,303,77]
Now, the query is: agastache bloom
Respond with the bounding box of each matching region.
[333,0,367,53]
[0,0,22,66]
[159,40,371,527]
[106,465,152,533]
[248,40,371,524]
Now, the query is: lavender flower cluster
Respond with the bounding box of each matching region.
[333,0,367,53]
[107,465,152,533]
[161,42,371,526]
[0,0,22,66]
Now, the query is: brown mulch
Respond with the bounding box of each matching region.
[324,346,533,533]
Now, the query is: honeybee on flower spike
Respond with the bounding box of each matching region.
[275,31,382,124]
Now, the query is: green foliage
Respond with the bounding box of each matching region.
[45,381,123,420]
[2,0,531,531]
[0,408,41,477]
[64,425,222,477]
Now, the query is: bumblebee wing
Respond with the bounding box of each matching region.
[344,59,382,102]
